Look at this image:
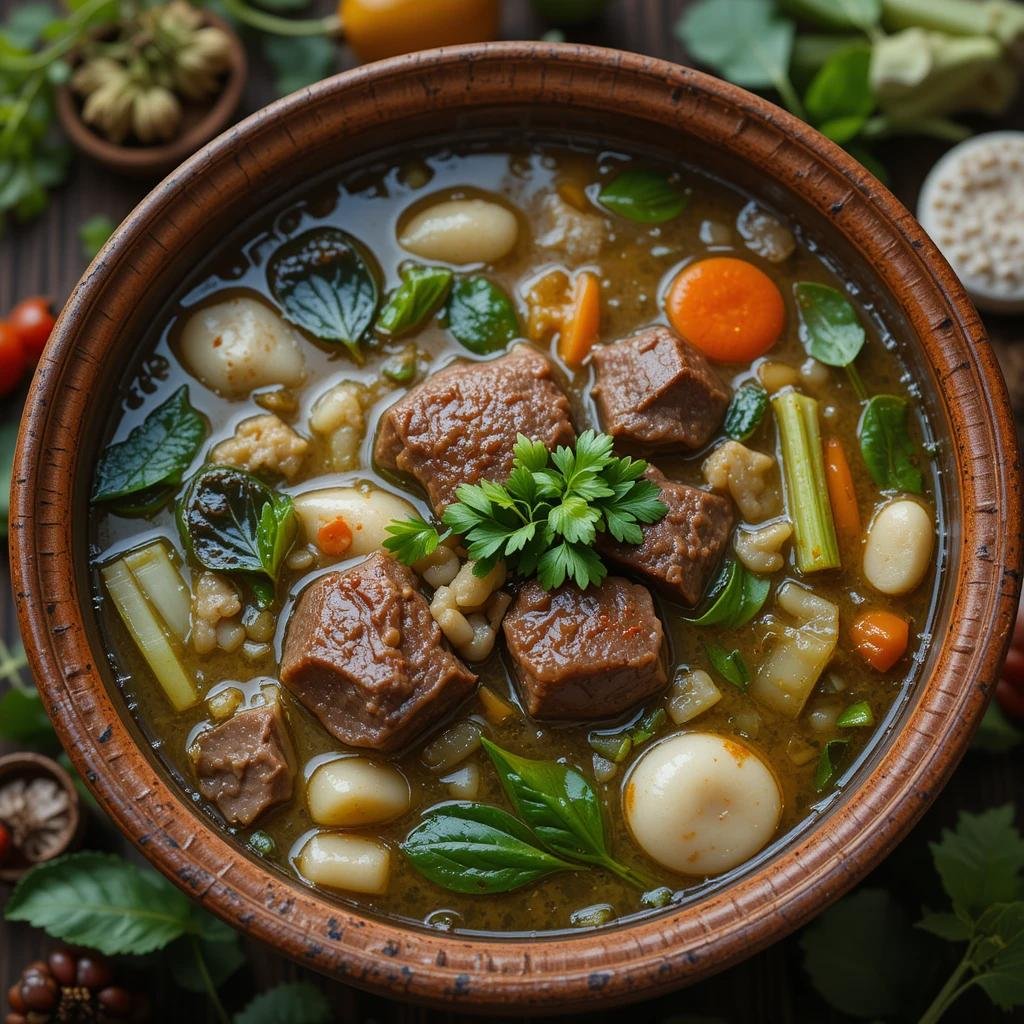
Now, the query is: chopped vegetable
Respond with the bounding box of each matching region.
[588,731,632,763]
[477,686,516,724]
[685,560,770,629]
[824,436,862,546]
[859,395,924,493]
[772,390,841,573]
[558,271,600,366]
[376,264,453,337]
[666,257,785,363]
[667,668,722,725]
[837,700,875,728]
[724,382,770,441]
[813,737,849,792]
[446,276,520,354]
[597,169,688,223]
[316,517,353,557]
[705,642,750,690]
[122,543,191,640]
[851,609,909,671]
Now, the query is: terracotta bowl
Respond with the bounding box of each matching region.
[11,43,1023,1014]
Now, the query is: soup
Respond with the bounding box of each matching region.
[89,140,941,934]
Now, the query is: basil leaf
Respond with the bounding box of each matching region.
[401,801,575,894]
[724,383,769,441]
[779,0,880,31]
[4,852,191,955]
[377,264,453,337]
[686,562,769,629]
[813,738,849,791]
[805,45,874,144]
[705,642,750,690]
[735,570,771,627]
[177,465,296,582]
[837,700,874,728]
[597,169,688,223]
[267,227,380,359]
[446,276,519,354]
[794,282,866,368]
[858,395,924,493]
[235,983,333,1024]
[92,386,207,502]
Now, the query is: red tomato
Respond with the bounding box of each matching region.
[9,296,55,362]
[0,321,26,396]
[996,593,1024,721]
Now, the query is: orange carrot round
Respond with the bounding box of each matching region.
[665,256,784,362]
[851,610,909,672]
[317,517,353,557]
[825,436,862,546]
[558,271,601,366]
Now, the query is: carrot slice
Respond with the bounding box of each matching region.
[824,436,862,546]
[665,256,784,362]
[851,610,909,672]
[558,271,601,366]
[317,517,353,557]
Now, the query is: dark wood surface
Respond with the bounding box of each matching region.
[1,1,1021,1020]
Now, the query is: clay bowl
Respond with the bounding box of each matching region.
[11,43,1023,1014]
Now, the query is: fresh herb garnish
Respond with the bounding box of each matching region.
[92,386,207,503]
[837,700,874,728]
[859,394,925,494]
[705,641,750,690]
[266,227,380,360]
[724,382,769,441]
[377,263,453,337]
[446,276,520,354]
[79,213,116,260]
[177,465,296,585]
[384,431,668,591]
[813,737,849,791]
[596,168,689,223]
[685,560,770,629]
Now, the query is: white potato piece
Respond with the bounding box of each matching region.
[624,732,782,876]
[398,198,518,264]
[179,296,306,397]
[293,484,416,558]
[863,500,934,595]
[441,763,480,800]
[296,833,390,895]
[307,757,411,827]
[667,669,722,725]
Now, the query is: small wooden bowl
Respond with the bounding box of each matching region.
[11,43,1023,1013]
[56,11,246,180]
[0,752,83,884]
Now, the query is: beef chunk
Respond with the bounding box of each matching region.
[193,702,295,827]
[374,345,575,511]
[503,578,666,720]
[280,552,477,752]
[598,466,733,606]
[591,326,729,452]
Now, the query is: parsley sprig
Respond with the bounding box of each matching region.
[383,430,668,591]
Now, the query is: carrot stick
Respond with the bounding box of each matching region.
[851,610,909,672]
[824,436,862,546]
[558,271,600,366]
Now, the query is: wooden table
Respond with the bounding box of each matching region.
[1,2,1021,1019]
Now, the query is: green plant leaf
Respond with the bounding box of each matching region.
[383,516,446,565]
[813,737,849,791]
[705,641,750,690]
[92,386,207,502]
[794,281,866,368]
[971,902,1024,1010]
[267,227,379,359]
[973,703,1024,753]
[4,853,191,955]
[401,801,575,894]
[79,213,116,260]
[168,911,244,993]
[596,169,688,223]
[377,264,453,336]
[0,683,58,751]
[804,45,875,143]
[3,3,57,48]
[256,490,297,580]
[723,383,769,441]
[685,561,769,629]
[779,0,880,32]
[234,983,333,1024]
[446,276,519,354]
[836,700,873,728]
[858,395,924,493]
[917,911,972,942]
[261,35,335,97]
[0,419,16,538]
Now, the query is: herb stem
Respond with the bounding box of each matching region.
[774,73,807,120]
[845,364,868,402]
[916,940,978,1024]
[190,934,231,1024]
[0,0,118,74]
[219,0,342,38]
[596,855,657,892]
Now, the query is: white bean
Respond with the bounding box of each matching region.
[398,198,519,264]
[863,500,934,595]
[307,757,410,826]
[293,485,417,558]
[450,560,506,611]
[296,833,390,895]
[414,545,460,588]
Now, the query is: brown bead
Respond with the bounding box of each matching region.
[76,956,113,991]
[7,982,26,1013]
[17,975,56,1014]
[5,1013,27,1024]
[47,950,76,987]
[97,987,134,1018]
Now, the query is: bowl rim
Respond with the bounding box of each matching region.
[11,41,1023,1014]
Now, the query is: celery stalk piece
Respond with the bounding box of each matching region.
[101,558,198,712]
[881,0,1024,51]
[772,390,841,574]
[123,542,191,639]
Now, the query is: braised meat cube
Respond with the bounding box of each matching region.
[598,466,734,606]
[374,345,575,511]
[192,702,295,827]
[591,326,729,452]
[279,552,477,752]
[503,578,666,720]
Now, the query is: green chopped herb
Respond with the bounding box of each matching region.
[597,168,689,223]
[813,737,849,791]
[705,642,750,690]
[377,264,453,337]
[836,700,874,728]
[724,382,769,441]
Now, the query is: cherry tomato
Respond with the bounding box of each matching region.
[0,321,27,397]
[9,296,55,363]
[996,594,1024,721]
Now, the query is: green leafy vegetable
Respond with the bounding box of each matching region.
[267,227,380,359]
[836,700,874,728]
[813,737,849,791]
[0,419,16,538]
[234,983,333,1024]
[723,382,769,441]
[78,213,116,260]
[804,45,875,143]
[382,516,449,566]
[377,264,453,337]
[446,276,520,354]
[685,561,770,629]
[261,35,336,96]
[973,702,1024,753]
[596,169,689,223]
[177,465,296,583]
[794,281,866,368]
[859,394,924,493]
[401,801,575,894]
[705,642,750,690]
[92,386,207,503]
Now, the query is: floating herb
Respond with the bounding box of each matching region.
[587,708,666,766]
[596,168,689,223]
[724,382,769,441]
[858,394,924,493]
[377,264,453,337]
[813,737,850,791]
[836,700,874,728]
[685,560,770,629]
[446,276,520,354]
[793,282,866,382]
[705,642,750,690]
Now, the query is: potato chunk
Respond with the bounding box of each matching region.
[296,833,390,894]
[307,757,410,826]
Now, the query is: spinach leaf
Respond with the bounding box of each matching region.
[267,227,380,359]
[794,282,865,368]
[836,700,873,728]
[177,465,296,582]
[597,169,688,223]
[705,642,750,690]
[858,395,924,493]
[779,0,880,31]
[724,383,769,441]
[813,737,849,791]
[804,45,875,144]
[377,264,453,337]
[446,276,520,354]
[235,983,333,1024]
[92,386,207,503]
[401,801,575,894]
[686,561,770,629]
